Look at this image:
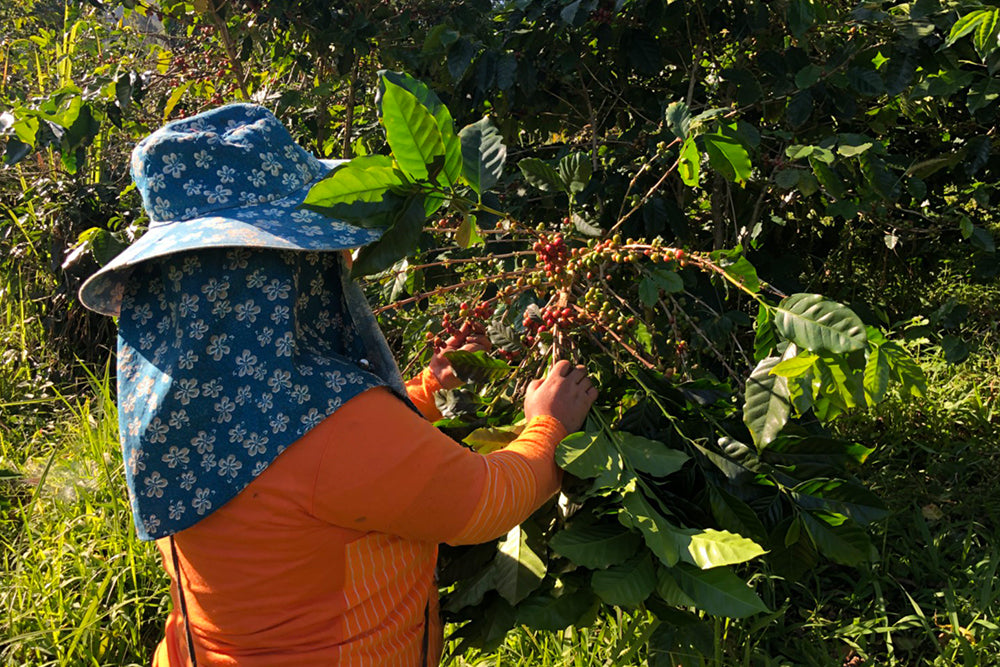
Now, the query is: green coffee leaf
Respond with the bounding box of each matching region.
[459,116,506,195]
[516,588,598,631]
[791,478,888,524]
[753,306,778,361]
[800,511,872,566]
[618,433,689,477]
[666,564,768,618]
[774,293,867,354]
[619,489,681,567]
[350,194,426,277]
[303,158,403,207]
[555,430,617,478]
[558,153,592,195]
[770,352,818,378]
[495,524,546,605]
[549,518,643,569]
[591,552,657,607]
[703,132,752,185]
[863,346,890,406]
[682,528,766,569]
[379,79,446,182]
[743,356,791,449]
[518,157,565,193]
[678,136,700,187]
[378,71,462,184]
[443,349,513,385]
[665,101,692,139]
[463,427,519,454]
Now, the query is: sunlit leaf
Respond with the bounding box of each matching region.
[379,79,446,182]
[555,430,617,478]
[495,524,546,605]
[774,293,867,354]
[743,356,791,449]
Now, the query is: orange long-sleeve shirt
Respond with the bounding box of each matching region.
[152,369,566,666]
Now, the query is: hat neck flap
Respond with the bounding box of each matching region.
[116,247,410,540]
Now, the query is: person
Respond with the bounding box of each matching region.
[78,103,597,666]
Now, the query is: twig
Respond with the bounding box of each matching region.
[372,269,533,314]
[208,0,249,98]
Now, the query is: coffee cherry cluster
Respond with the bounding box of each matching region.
[573,236,688,281]
[533,234,570,278]
[458,301,494,320]
[426,303,496,352]
[580,286,636,334]
[523,305,577,332]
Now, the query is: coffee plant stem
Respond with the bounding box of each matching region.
[605,155,683,238]
[387,250,536,276]
[615,138,681,223]
[371,268,535,315]
[590,319,657,370]
[667,293,750,381]
[205,0,249,98]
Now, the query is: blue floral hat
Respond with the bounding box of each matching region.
[79,103,383,317]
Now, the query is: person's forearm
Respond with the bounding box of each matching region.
[445,415,567,545]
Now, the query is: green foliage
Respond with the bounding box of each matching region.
[3,0,1000,663]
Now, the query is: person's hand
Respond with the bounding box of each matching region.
[524,360,598,432]
[428,323,492,390]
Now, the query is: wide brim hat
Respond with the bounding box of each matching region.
[79,103,383,317]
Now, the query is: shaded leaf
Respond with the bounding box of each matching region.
[517,588,599,631]
[459,116,506,195]
[591,552,657,607]
[618,433,689,477]
[667,564,768,618]
[558,153,592,195]
[550,518,643,569]
[519,157,565,192]
[791,478,888,524]
[350,194,425,277]
[800,511,872,566]
[665,101,692,139]
[444,349,513,385]
[619,488,681,566]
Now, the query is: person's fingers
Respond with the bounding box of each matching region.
[551,359,574,377]
[585,385,599,400]
[528,378,544,391]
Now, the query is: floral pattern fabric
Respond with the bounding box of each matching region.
[79,103,383,317]
[117,247,386,540]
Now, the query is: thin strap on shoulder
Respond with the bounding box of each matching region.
[169,535,199,667]
[420,597,430,666]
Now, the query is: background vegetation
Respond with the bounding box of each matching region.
[2,0,999,665]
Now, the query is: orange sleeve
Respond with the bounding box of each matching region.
[404,367,444,422]
[306,386,567,545]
